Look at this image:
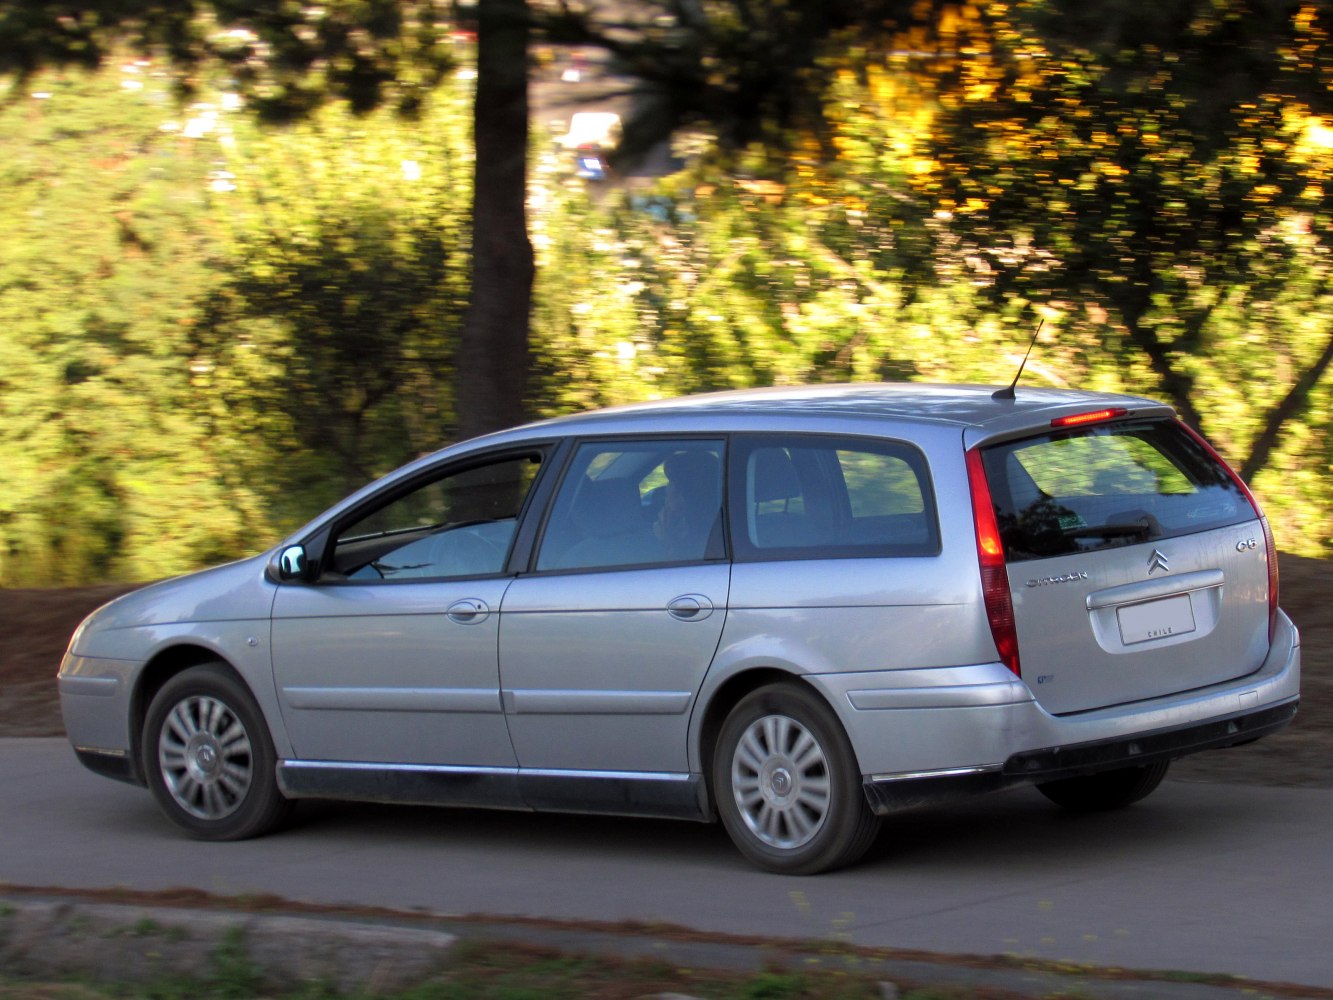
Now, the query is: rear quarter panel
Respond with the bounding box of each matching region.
[689,427,998,773]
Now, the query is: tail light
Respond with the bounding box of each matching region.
[1261,515,1279,643]
[1177,422,1280,642]
[965,448,1021,676]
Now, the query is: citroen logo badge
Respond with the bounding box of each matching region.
[1147,549,1170,575]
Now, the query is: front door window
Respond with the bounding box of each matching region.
[331,454,541,581]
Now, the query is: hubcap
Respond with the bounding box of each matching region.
[157,694,253,821]
[731,714,831,850]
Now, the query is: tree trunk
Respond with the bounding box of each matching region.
[456,0,534,441]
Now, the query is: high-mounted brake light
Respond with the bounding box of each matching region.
[1051,407,1129,428]
[966,448,1021,677]
[1177,421,1280,642]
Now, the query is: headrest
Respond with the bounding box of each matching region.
[750,448,801,503]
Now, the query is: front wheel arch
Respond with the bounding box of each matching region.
[130,645,233,784]
[140,659,292,840]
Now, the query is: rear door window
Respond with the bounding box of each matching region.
[535,439,725,571]
[979,419,1254,562]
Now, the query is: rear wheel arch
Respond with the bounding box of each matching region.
[710,678,882,873]
[697,668,805,804]
[696,669,871,819]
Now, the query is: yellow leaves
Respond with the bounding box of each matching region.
[735,179,786,204]
[924,193,987,216]
[965,80,997,102]
[1302,118,1333,151]
[934,2,988,49]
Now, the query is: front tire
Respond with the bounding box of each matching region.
[1036,760,1171,812]
[713,683,880,874]
[141,663,291,840]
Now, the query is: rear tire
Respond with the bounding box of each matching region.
[141,662,292,840]
[713,683,881,874]
[1036,760,1171,812]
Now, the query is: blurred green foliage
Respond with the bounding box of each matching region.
[0,59,472,584]
[193,88,473,523]
[2,2,1332,585]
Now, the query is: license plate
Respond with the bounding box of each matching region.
[1117,594,1197,645]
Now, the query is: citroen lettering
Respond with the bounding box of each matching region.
[1025,571,1090,588]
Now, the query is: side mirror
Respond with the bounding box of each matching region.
[276,545,309,582]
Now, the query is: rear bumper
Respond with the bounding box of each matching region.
[1001,699,1298,781]
[862,698,1298,813]
[835,608,1301,814]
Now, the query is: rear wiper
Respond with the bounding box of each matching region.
[1063,515,1160,540]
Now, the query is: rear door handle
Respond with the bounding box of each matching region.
[446,599,490,624]
[667,594,714,622]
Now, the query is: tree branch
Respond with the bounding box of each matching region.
[1240,327,1333,483]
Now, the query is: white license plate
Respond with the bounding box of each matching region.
[1117,594,1197,645]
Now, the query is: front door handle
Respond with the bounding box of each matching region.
[667,594,714,622]
[446,599,490,624]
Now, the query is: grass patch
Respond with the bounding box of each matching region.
[0,938,1023,1000]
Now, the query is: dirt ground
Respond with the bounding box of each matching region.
[2,556,1328,787]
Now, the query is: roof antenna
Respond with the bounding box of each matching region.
[992,319,1044,401]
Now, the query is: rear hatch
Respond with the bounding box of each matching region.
[976,414,1274,715]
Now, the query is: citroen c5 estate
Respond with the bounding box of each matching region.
[59,384,1301,873]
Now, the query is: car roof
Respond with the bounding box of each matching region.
[287,383,1177,545]
[518,383,1173,436]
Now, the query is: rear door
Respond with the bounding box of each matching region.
[978,415,1272,715]
[499,438,729,774]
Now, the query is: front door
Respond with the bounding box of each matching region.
[271,451,543,766]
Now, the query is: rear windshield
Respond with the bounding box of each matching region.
[979,418,1255,562]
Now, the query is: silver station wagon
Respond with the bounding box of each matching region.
[59,384,1301,873]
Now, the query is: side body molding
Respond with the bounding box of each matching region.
[276,760,711,821]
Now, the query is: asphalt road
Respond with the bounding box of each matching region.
[5,737,1331,990]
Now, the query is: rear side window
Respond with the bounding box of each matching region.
[979,418,1254,562]
[732,435,938,560]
